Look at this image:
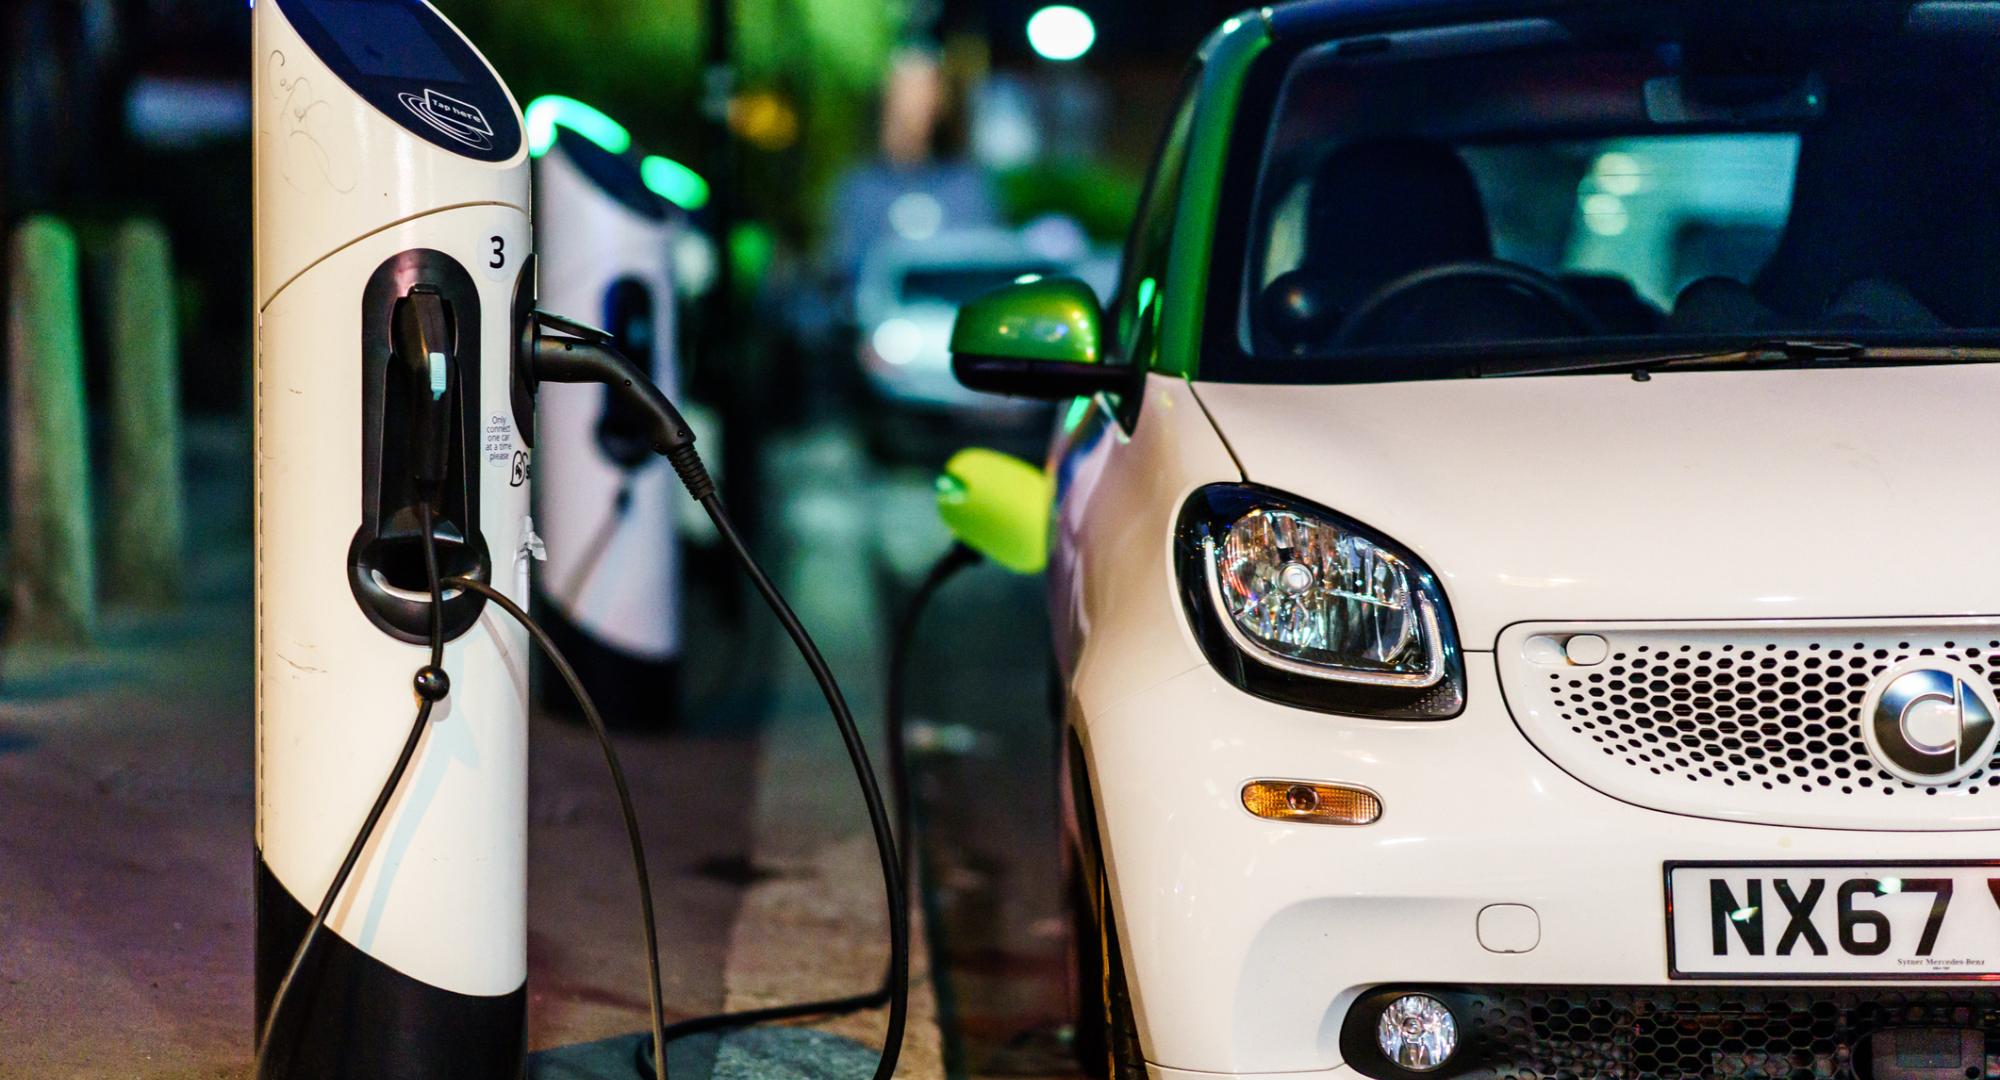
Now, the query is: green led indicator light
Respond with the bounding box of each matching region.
[641,155,712,211]
[525,95,633,159]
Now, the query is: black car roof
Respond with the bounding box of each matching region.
[1261,0,1919,41]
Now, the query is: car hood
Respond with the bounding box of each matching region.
[1190,363,2000,648]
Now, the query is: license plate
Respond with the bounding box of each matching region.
[1666,861,2000,979]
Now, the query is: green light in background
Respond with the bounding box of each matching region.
[1027,6,1096,62]
[1136,275,1158,314]
[525,95,632,158]
[730,223,777,291]
[640,155,712,211]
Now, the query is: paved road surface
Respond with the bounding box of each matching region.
[0,422,941,1079]
[0,416,1067,1080]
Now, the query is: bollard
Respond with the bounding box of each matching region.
[7,216,96,644]
[105,219,185,608]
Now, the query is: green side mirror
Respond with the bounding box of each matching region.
[935,448,1052,575]
[950,277,1129,400]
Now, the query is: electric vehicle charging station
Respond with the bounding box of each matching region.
[532,121,687,727]
[253,0,533,1073]
[251,3,910,1076]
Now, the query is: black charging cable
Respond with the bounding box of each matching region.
[628,538,984,1080]
[706,491,914,1065]
[626,488,914,1080]
[443,574,672,1079]
[253,502,452,1080]
[884,543,983,851]
[518,311,920,1080]
[457,479,917,1080]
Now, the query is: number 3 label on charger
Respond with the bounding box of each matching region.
[479,227,523,283]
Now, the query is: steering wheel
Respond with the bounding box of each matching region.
[1333,260,1604,348]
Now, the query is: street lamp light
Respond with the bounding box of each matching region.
[1027,5,1096,62]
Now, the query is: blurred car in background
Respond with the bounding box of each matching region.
[855,225,1113,458]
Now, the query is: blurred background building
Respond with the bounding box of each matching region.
[0,0,1243,441]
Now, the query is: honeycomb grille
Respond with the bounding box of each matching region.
[1342,986,2000,1080]
[1498,622,2000,830]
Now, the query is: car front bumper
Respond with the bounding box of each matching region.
[1081,654,2000,1078]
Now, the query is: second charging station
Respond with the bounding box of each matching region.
[531,124,688,728]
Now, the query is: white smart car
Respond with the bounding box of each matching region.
[947,3,2000,1079]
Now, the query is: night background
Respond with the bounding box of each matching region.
[0,0,1238,412]
[0,0,1236,1076]
[9,2,2000,1079]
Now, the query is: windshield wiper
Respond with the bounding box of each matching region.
[1483,339,2000,379]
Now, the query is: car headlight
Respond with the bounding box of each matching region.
[1176,485,1464,719]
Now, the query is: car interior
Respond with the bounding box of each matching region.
[1245,4,2000,362]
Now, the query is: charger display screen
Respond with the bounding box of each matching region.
[312,1,465,82]
[274,0,521,163]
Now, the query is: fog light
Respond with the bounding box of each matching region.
[1240,779,1381,825]
[1377,994,1457,1072]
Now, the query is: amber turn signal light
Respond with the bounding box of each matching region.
[1241,779,1382,825]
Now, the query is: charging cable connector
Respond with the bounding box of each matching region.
[520,310,713,502]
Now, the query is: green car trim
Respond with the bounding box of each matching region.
[950,276,1106,367]
[1157,10,1272,380]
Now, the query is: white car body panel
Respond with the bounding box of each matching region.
[1086,660,2000,1076]
[1046,376,1240,710]
[1190,364,2000,643]
[1050,368,2000,1077]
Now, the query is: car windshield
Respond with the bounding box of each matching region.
[1223,2,2000,383]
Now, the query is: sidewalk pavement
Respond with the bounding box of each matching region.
[0,421,940,1080]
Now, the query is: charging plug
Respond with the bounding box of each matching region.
[518,309,713,500]
[392,286,457,508]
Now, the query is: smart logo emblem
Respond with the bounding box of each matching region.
[1860,658,2000,785]
[399,88,494,151]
